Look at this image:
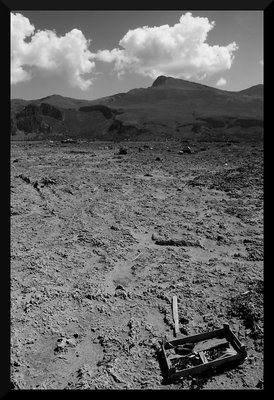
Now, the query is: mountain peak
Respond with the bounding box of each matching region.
[39,94,63,101]
[151,76,169,87]
[151,75,215,92]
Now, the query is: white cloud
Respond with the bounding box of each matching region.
[216,77,227,86]
[11,13,95,90]
[95,12,238,80]
[11,12,239,89]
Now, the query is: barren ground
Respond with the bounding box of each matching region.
[10,140,263,390]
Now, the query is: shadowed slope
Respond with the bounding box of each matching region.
[11,76,263,141]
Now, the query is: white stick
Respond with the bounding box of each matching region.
[172,295,180,337]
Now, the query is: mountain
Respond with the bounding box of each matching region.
[11,76,263,141]
[238,84,263,97]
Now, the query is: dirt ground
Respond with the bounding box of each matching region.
[10,139,263,390]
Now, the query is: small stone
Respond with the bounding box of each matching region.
[182,146,192,154]
[33,181,39,189]
[118,147,127,155]
[256,379,263,389]
[151,233,159,241]
[115,284,125,291]
[13,361,21,367]
[114,289,127,299]
[54,339,66,352]
[66,338,76,346]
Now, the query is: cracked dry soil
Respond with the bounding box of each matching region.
[11,140,263,390]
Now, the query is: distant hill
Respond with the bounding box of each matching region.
[238,84,263,97]
[11,76,263,141]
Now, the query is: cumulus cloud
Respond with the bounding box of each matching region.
[11,13,95,90]
[216,77,227,86]
[95,12,238,80]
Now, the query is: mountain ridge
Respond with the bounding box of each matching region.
[12,78,264,105]
[11,76,263,141]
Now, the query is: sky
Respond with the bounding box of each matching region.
[11,10,264,101]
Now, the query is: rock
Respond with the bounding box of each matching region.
[114,289,127,299]
[118,147,127,155]
[183,146,192,154]
[18,174,30,184]
[66,338,76,346]
[115,284,125,291]
[40,177,57,186]
[155,157,161,161]
[54,338,66,352]
[153,237,202,247]
[54,336,76,352]
[151,233,158,241]
[33,181,39,190]
[179,147,192,154]
[61,138,77,144]
[256,380,263,389]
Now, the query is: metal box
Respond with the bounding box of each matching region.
[161,324,247,382]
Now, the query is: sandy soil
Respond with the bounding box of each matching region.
[10,140,263,390]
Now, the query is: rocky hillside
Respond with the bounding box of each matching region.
[11,76,263,141]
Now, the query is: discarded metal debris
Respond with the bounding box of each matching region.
[161,323,247,382]
[172,296,180,337]
[160,296,247,382]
